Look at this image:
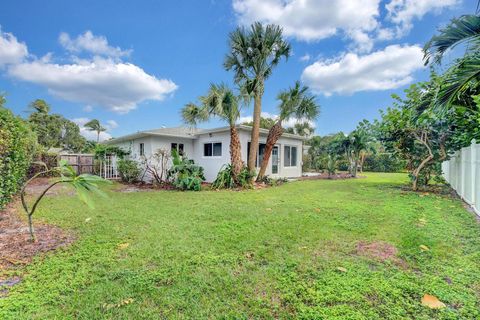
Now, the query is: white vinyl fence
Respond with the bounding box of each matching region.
[442,139,480,216]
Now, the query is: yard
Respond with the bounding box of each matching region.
[1,173,479,319]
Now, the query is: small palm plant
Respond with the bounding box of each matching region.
[20,160,110,242]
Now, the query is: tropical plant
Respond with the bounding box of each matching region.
[167,149,205,191]
[28,99,86,152]
[20,160,110,241]
[84,119,106,143]
[257,81,320,180]
[423,14,480,109]
[211,164,254,189]
[140,148,171,185]
[326,154,337,178]
[117,159,141,183]
[1,99,37,209]
[181,83,248,182]
[224,22,290,173]
[242,116,277,130]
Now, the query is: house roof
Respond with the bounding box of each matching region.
[105,124,306,144]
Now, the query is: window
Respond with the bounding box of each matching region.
[171,143,184,155]
[284,146,297,167]
[139,143,145,156]
[248,142,266,167]
[204,142,222,157]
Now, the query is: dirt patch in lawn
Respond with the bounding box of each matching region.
[0,200,74,270]
[355,241,407,268]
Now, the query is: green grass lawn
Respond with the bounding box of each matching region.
[1,173,479,319]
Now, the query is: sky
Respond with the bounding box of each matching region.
[0,0,474,141]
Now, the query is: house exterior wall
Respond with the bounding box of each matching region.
[109,128,303,183]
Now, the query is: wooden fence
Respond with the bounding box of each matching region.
[59,154,95,174]
[442,139,480,216]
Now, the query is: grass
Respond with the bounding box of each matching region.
[1,173,479,319]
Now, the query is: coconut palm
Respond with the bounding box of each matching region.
[84,119,106,143]
[224,22,290,174]
[181,84,245,180]
[423,15,480,108]
[257,81,320,180]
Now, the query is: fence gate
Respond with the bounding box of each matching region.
[59,154,95,174]
[99,154,119,179]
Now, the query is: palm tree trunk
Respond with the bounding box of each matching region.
[248,86,263,175]
[230,126,243,180]
[97,130,100,143]
[257,121,283,181]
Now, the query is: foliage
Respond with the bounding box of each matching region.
[167,149,205,191]
[117,159,141,184]
[28,99,86,152]
[140,148,171,185]
[326,154,337,177]
[84,119,106,143]
[363,153,406,173]
[20,159,110,241]
[257,175,288,186]
[212,164,254,189]
[242,116,277,129]
[94,144,129,159]
[27,149,59,178]
[2,173,480,318]
[224,22,290,172]
[0,101,37,209]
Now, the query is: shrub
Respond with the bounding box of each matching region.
[167,150,205,191]
[258,175,288,186]
[28,149,59,178]
[117,159,141,183]
[212,164,254,189]
[363,153,405,173]
[0,105,37,209]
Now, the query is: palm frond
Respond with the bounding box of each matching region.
[424,15,480,65]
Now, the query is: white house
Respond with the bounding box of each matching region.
[105,125,305,182]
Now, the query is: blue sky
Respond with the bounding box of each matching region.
[0,0,473,140]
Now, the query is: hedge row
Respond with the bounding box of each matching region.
[0,107,37,209]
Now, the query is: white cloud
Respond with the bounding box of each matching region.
[233,0,459,52]
[301,44,424,96]
[233,0,381,51]
[83,105,93,112]
[300,54,311,62]
[386,0,459,36]
[105,119,118,130]
[72,117,114,142]
[59,31,131,58]
[0,27,28,67]
[9,57,178,113]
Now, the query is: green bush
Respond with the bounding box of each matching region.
[117,159,141,183]
[0,106,37,209]
[212,164,254,189]
[363,153,405,173]
[167,150,205,191]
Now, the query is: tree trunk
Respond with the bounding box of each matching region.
[230,126,243,181]
[411,154,433,191]
[28,214,35,242]
[247,86,263,176]
[257,122,283,181]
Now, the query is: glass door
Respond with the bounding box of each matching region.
[272,146,279,174]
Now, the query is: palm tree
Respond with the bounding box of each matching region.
[29,99,50,114]
[293,122,315,137]
[181,84,245,180]
[224,22,290,174]
[257,81,320,180]
[423,15,480,107]
[84,119,106,143]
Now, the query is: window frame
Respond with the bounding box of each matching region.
[139,142,145,157]
[171,142,184,155]
[284,145,298,167]
[203,142,222,157]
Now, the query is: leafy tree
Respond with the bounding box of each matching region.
[84,119,106,143]
[224,22,290,173]
[20,160,110,241]
[257,81,320,180]
[28,100,86,152]
[181,84,247,182]
[242,116,277,130]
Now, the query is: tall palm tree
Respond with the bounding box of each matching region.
[84,119,106,143]
[29,99,50,114]
[423,15,480,107]
[257,82,320,180]
[181,84,245,180]
[224,22,290,174]
[293,122,315,137]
